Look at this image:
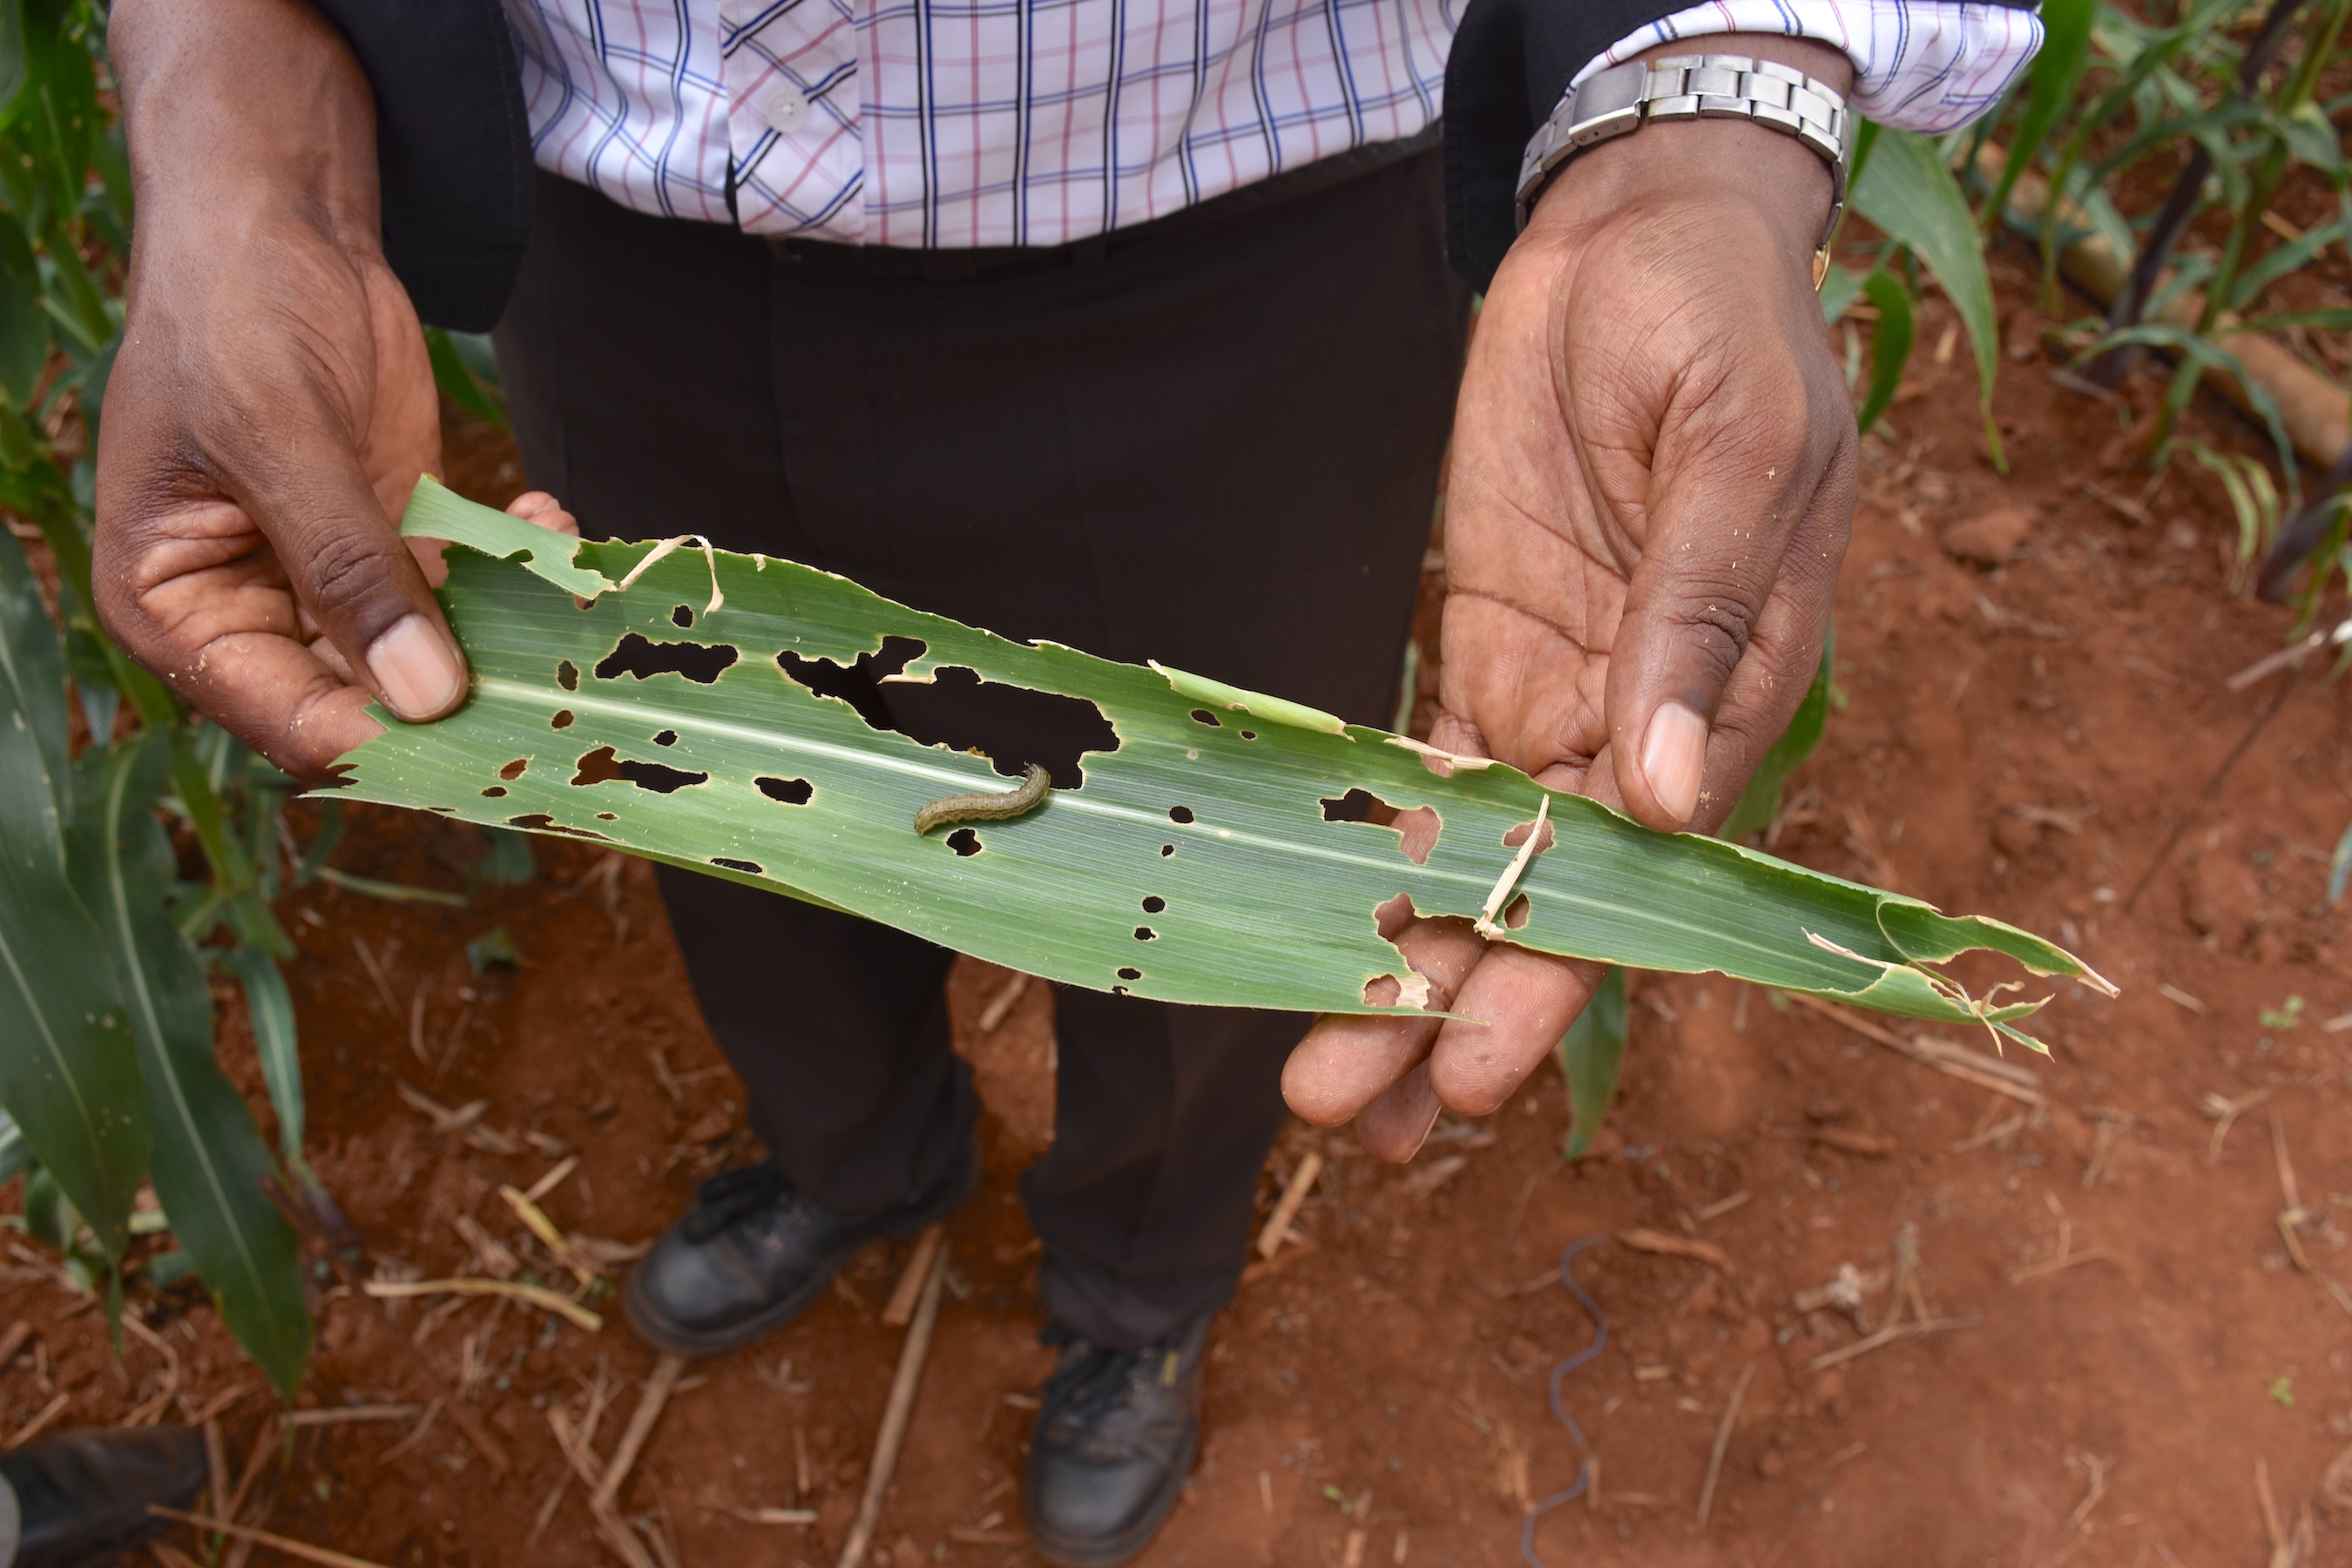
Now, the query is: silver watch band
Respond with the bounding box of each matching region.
[1513,55,1854,284]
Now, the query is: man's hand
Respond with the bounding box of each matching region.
[1283,40,1861,1158]
[96,0,461,776]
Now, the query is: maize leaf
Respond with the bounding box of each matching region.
[326,481,2111,1045]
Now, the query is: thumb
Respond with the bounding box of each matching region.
[1604,413,1839,831]
[246,433,467,725]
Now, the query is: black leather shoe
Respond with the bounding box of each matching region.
[1024,1314,1211,1567]
[0,1426,206,1568]
[623,1138,977,1357]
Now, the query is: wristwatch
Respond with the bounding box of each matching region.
[1514,55,1855,289]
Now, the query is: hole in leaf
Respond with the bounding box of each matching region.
[571,747,624,786]
[558,660,578,692]
[1117,967,1142,982]
[620,760,707,794]
[780,639,1118,787]
[481,787,507,798]
[756,775,814,805]
[1168,806,1195,824]
[672,604,694,628]
[1134,927,1157,941]
[712,857,762,874]
[499,758,530,781]
[1190,709,1221,727]
[1240,730,1257,740]
[596,812,616,820]
[1373,891,1418,936]
[1503,816,1558,854]
[1141,896,1166,914]
[1366,894,1437,1010]
[1159,844,1175,857]
[507,814,610,840]
[1320,790,1442,865]
[653,729,679,747]
[947,828,983,856]
[571,746,709,794]
[551,709,575,729]
[596,632,738,685]
[1504,894,1531,930]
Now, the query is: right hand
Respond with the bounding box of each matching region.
[94,0,540,777]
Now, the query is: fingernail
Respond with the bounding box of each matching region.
[367,614,464,720]
[1639,700,1708,824]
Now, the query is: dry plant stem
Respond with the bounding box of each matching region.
[717,1504,819,1525]
[882,1225,947,1328]
[2270,1109,2319,1273]
[7,1391,71,1447]
[378,1400,443,1464]
[977,970,1030,1033]
[524,1155,580,1204]
[1257,1153,1324,1260]
[499,1185,599,1286]
[1782,993,2044,1104]
[2065,1450,2109,1533]
[1619,1228,1730,1271]
[838,1241,950,1568]
[2123,664,2307,914]
[0,1321,30,1373]
[1693,1361,1757,1531]
[2205,1088,2274,1161]
[549,1408,659,1568]
[363,1276,601,1331]
[1805,1315,1975,1373]
[594,1354,686,1515]
[203,1417,229,1527]
[283,1401,418,1429]
[217,1413,282,1568]
[150,1508,393,1568]
[528,1477,568,1544]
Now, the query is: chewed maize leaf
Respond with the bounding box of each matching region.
[326,481,2113,1045]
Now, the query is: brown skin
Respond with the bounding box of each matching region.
[1281,38,1860,1159]
[96,0,573,776]
[97,10,1851,1152]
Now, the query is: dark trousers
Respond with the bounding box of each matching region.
[492,149,1469,1348]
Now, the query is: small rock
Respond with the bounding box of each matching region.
[1506,1335,1544,1368]
[1940,507,2036,567]
[1755,1448,1788,1479]
[685,1107,734,1142]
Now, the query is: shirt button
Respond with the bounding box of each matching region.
[760,85,810,135]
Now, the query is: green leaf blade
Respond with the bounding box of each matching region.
[1854,128,2001,409]
[70,733,309,1397]
[335,482,2104,1032]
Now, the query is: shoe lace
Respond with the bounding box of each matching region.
[680,1161,793,1242]
[1037,1327,1176,1429]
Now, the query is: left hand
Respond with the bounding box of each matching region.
[1282,40,1862,1158]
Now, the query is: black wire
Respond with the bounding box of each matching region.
[1519,1234,1608,1568]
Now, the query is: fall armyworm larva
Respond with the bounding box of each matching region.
[914,763,1052,835]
